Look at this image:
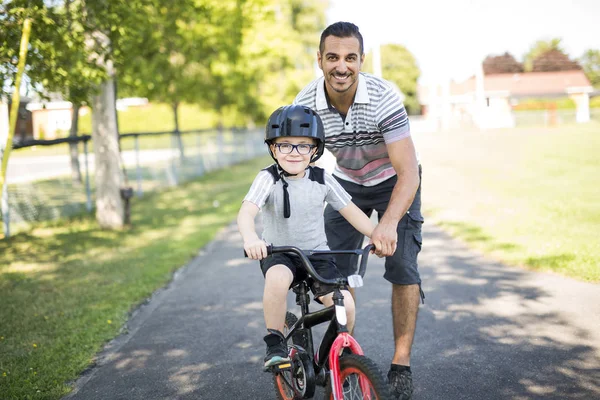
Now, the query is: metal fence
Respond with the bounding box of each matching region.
[1,128,265,237]
[513,109,600,127]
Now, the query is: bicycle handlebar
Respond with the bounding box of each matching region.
[249,244,374,286]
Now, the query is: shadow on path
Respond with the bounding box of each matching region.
[64,223,600,399]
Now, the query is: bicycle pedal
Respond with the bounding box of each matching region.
[273,362,292,371]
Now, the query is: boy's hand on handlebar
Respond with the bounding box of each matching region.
[244,239,268,260]
[370,222,397,257]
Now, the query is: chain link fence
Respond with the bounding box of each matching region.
[2,128,265,237]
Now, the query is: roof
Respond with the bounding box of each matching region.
[451,70,593,97]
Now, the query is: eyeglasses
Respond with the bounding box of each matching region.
[274,143,316,155]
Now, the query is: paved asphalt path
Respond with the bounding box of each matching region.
[64,222,600,400]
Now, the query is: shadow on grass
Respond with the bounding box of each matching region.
[437,220,519,252]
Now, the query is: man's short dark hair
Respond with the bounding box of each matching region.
[319,21,364,55]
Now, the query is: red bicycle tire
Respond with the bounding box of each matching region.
[324,354,392,400]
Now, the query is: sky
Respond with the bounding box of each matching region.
[326,0,600,84]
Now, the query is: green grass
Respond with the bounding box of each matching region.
[77,102,219,134]
[10,103,220,159]
[0,156,271,400]
[417,121,600,282]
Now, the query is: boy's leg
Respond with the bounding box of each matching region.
[260,258,295,370]
[263,264,294,332]
[318,289,356,333]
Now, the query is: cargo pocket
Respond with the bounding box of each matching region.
[406,209,424,226]
[402,210,424,262]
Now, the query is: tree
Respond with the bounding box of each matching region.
[532,49,581,72]
[238,0,328,120]
[81,0,160,229]
[523,38,564,72]
[579,49,600,88]
[369,44,420,115]
[482,52,523,75]
[1,1,107,184]
[1,0,329,229]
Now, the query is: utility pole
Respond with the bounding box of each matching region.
[1,18,32,238]
[372,42,382,78]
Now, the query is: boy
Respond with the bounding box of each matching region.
[237,104,375,370]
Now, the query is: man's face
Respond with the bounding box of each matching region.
[318,35,364,95]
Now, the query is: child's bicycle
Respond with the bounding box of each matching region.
[260,244,392,400]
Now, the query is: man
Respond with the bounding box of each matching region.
[294,21,423,400]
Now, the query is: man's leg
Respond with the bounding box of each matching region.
[378,168,423,399]
[391,283,420,365]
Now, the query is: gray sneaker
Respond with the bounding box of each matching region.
[388,369,413,399]
[263,330,290,370]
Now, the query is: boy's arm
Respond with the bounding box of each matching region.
[237,201,268,260]
[338,202,375,238]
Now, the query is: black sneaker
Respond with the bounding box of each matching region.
[388,368,413,400]
[263,329,290,370]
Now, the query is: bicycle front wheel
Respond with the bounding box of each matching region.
[324,354,392,400]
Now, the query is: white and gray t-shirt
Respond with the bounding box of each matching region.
[243,165,352,250]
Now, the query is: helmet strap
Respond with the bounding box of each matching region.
[281,176,291,219]
[275,166,292,219]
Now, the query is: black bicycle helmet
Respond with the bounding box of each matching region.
[265,105,325,163]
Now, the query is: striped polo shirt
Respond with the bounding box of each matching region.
[294,72,411,186]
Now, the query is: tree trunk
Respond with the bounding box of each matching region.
[172,101,184,159]
[91,77,126,229]
[69,104,82,183]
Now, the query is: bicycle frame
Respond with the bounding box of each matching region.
[274,245,374,400]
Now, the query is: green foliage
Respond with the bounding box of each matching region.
[364,44,421,115]
[2,0,327,127]
[579,49,600,88]
[523,38,564,72]
[230,0,328,120]
[590,96,600,108]
[0,0,106,104]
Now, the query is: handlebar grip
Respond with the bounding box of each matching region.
[243,244,273,258]
[357,244,375,277]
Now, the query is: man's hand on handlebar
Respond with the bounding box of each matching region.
[370,221,398,258]
[243,239,268,260]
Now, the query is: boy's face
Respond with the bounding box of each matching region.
[271,137,317,176]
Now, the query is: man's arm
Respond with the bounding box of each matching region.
[237,201,268,260]
[371,136,420,257]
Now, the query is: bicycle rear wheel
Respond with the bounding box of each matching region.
[324,354,392,400]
